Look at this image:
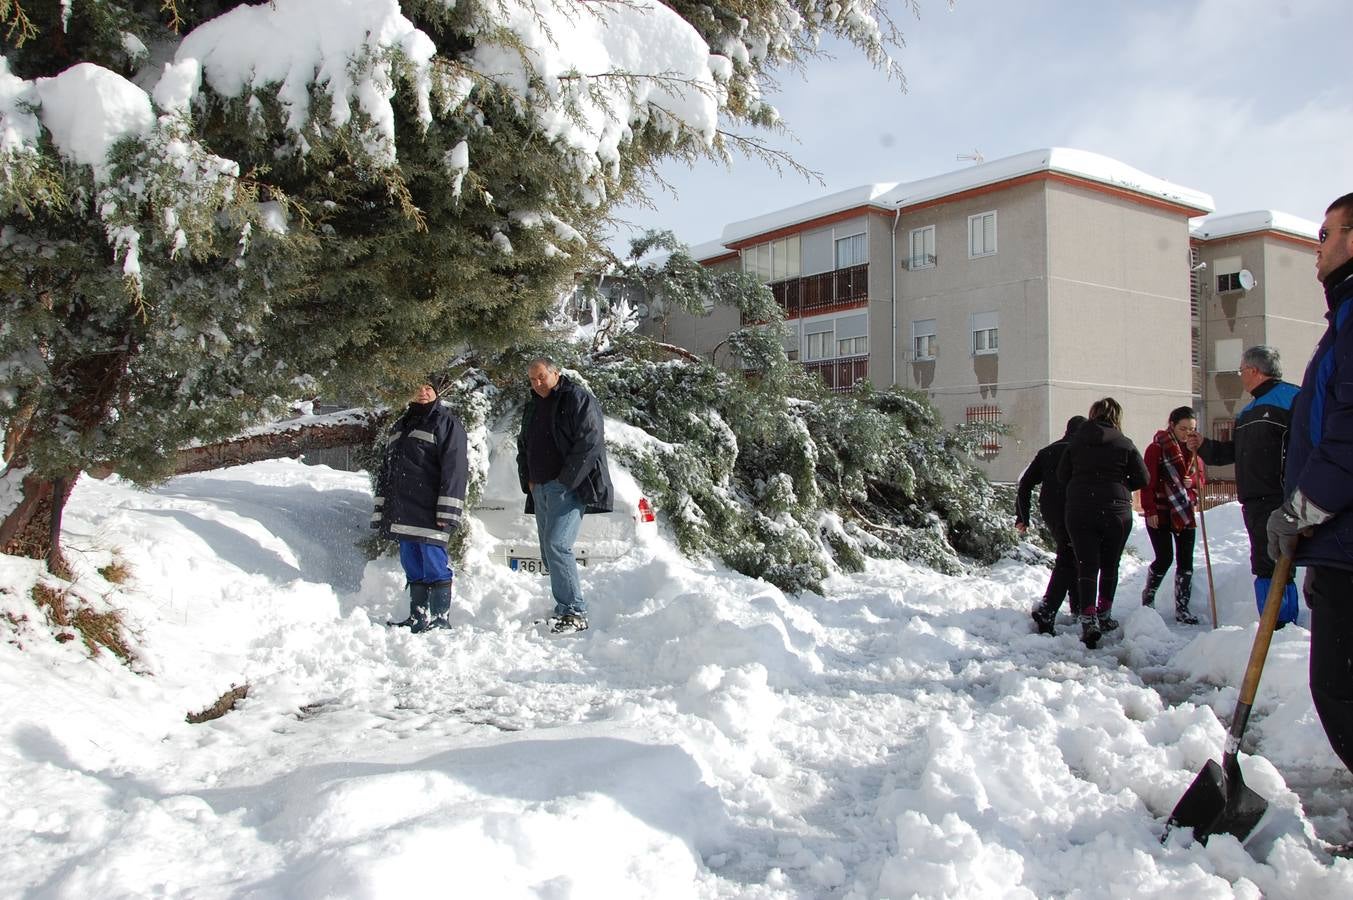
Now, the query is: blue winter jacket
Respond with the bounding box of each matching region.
[372,399,469,546]
[1284,265,1353,570]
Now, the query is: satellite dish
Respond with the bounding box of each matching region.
[633,302,650,319]
[1238,269,1256,291]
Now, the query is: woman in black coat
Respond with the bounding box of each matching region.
[1056,397,1150,648]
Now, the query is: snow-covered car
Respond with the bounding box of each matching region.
[472,421,656,573]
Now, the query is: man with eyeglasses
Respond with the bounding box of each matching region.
[1266,192,1353,785]
[1188,347,1300,627]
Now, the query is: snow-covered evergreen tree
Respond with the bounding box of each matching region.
[481,238,1015,594]
[0,0,907,566]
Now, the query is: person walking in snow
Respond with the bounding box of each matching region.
[1267,192,1353,783]
[1057,397,1149,649]
[1187,346,1300,628]
[517,357,613,635]
[1140,407,1204,625]
[1018,415,1087,635]
[372,378,469,633]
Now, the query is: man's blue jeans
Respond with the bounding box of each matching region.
[533,480,586,617]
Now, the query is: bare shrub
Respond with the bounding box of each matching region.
[31,583,136,666]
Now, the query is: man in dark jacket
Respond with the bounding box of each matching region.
[1018,415,1087,634]
[1189,345,1300,626]
[517,358,613,635]
[1268,192,1353,778]
[372,380,469,633]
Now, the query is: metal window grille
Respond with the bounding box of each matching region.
[966,404,1003,456]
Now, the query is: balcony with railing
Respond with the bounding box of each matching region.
[804,355,869,393]
[768,263,869,319]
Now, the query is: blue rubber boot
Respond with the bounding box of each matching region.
[1254,577,1272,618]
[1279,580,1300,628]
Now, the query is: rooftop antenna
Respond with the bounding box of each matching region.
[957,149,984,165]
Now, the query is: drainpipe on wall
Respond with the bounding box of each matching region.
[890,206,901,387]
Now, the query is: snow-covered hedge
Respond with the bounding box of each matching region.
[577,349,1016,593]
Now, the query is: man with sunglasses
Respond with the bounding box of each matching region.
[1267,193,1353,784]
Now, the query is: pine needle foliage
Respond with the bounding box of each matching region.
[471,237,1016,594]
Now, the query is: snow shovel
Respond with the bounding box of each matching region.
[1163,554,1293,845]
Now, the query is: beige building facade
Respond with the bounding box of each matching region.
[1190,212,1326,480]
[644,150,1326,482]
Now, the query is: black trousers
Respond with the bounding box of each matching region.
[1041,512,1080,614]
[1146,524,1195,578]
[1307,566,1353,774]
[1065,504,1132,617]
[1242,497,1283,579]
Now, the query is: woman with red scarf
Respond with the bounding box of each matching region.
[1140,406,1204,624]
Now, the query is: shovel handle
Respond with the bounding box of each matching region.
[1223,555,1295,755]
[1237,555,1294,707]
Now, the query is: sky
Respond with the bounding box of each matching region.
[4,435,1353,896]
[611,0,1353,252]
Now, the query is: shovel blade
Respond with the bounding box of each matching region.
[1165,758,1269,844]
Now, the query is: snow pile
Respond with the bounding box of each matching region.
[1,461,1351,896]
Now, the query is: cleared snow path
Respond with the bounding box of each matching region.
[2,460,1351,898]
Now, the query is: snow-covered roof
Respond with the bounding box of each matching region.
[879,147,1213,214]
[717,148,1214,248]
[720,182,899,246]
[688,238,736,262]
[1191,210,1319,242]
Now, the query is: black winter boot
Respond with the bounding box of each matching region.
[1141,569,1166,607]
[415,580,454,633]
[1031,603,1057,635]
[1174,571,1199,625]
[389,583,431,629]
[1080,614,1101,649]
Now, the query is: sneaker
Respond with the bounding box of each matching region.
[1097,614,1120,633]
[549,614,589,635]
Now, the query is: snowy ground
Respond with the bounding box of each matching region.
[2,459,1351,898]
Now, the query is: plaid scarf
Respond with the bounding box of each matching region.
[1153,430,1197,530]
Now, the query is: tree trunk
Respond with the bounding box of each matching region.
[0,464,77,574]
[3,412,380,567]
[168,415,380,476]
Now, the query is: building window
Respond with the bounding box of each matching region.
[971,311,998,355]
[1217,271,1243,292]
[838,336,868,357]
[833,312,868,358]
[835,232,867,269]
[805,329,833,361]
[966,404,1003,457]
[741,235,801,283]
[909,225,936,269]
[968,211,997,258]
[912,319,936,360]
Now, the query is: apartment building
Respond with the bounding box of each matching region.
[643,149,1326,482]
[1190,212,1326,478]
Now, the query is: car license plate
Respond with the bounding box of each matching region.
[509,557,586,575]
